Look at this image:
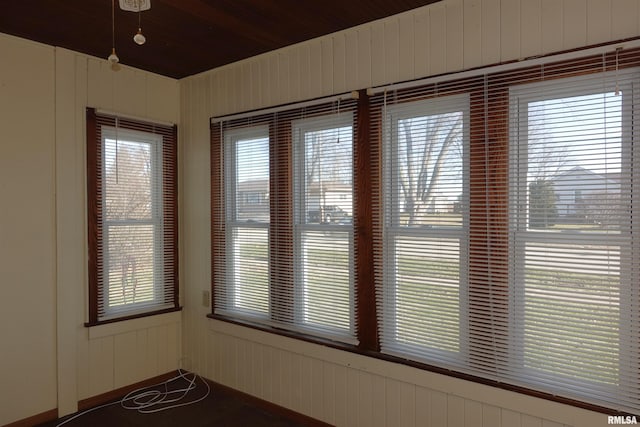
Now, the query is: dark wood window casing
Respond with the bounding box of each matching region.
[86,108,180,326]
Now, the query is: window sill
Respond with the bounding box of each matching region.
[87,307,182,339]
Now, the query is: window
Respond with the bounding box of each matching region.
[87,109,179,324]
[211,47,640,414]
[379,95,469,366]
[211,96,358,344]
[293,114,355,341]
[222,126,270,317]
[509,71,638,407]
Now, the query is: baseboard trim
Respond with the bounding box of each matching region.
[3,408,58,427]
[204,379,334,427]
[77,371,179,411]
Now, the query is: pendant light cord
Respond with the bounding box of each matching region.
[111,0,116,49]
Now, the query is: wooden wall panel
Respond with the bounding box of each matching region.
[413,8,430,78]
[520,0,542,59]
[430,390,448,426]
[414,386,431,426]
[309,40,323,98]
[356,27,372,89]
[482,404,501,426]
[344,367,359,426]
[383,19,401,85]
[448,395,466,427]
[333,33,347,93]
[398,14,415,83]
[88,337,114,396]
[83,319,182,399]
[587,0,612,44]
[611,0,639,40]
[288,47,302,102]
[298,44,311,101]
[114,68,146,116]
[445,0,464,72]
[522,414,544,427]
[500,0,521,61]
[345,31,360,91]
[541,0,564,54]
[201,325,582,426]
[465,400,483,427]
[370,21,386,86]
[563,0,588,49]
[87,58,114,110]
[463,0,483,69]
[114,331,139,388]
[481,0,501,65]
[429,4,447,76]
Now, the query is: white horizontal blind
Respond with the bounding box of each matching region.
[293,113,355,342]
[371,49,640,413]
[224,126,270,318]
[211,96,358,343]
[376,92,470,367]
[88,110,179,323]
[509,66,639,412]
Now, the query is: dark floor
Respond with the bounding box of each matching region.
[38,374,311,427]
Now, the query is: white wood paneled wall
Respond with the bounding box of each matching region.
[206,321,592,427]
[180,1,640,426]
[76,313,182,398]
[0,33,57,426]
[189,0,640,117]
[54,47,181,414]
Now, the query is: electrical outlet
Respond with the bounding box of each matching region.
[202,290,210,307]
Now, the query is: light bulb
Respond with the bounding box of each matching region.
[108,48,119,64]
[134,29,146,45]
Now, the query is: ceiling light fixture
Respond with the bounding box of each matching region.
[107,0,120,67]
[133,0,146,45]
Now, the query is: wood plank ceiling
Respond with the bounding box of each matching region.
[0,0,441,79]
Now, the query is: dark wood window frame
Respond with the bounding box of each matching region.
[210,48,640,416]
[86,108,181,326]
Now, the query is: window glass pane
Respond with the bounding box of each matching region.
[393,236,460,353]
[106,224,155,307]
[521,241,620,385]
[527,92,623,232]
[395,112,464,228]
[226,130,270,317]
[235,136,269,223]
[104,139,153,220]
[232,227,269,314]
[303,126,353,224]
[301,230,351,330]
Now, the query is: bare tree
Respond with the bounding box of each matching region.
[104,141,154,305]
[305,128,352,185]
[397,113,463,225]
